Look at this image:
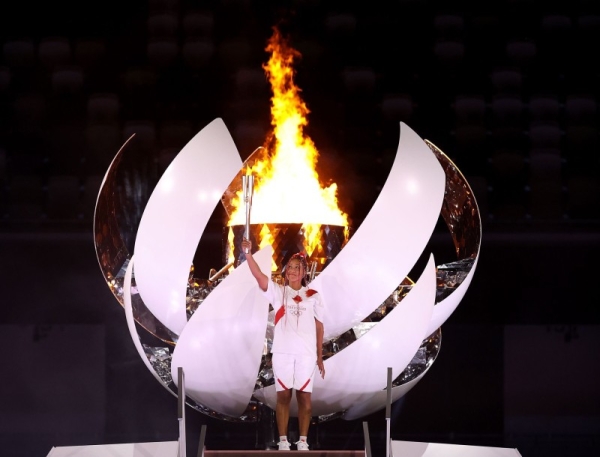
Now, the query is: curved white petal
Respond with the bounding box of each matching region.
[171,247,273,417]
[342,366,431,420]
[123,256,175,392]
[133,119,243,335]
[426,255,480,337]
[311,122,446,340]
[255,254,437,417]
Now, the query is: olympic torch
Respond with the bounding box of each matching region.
[242,174,254,254]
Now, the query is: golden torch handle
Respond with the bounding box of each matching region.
[242,174,254,253]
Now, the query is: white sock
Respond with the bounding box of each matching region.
[299,436,307,442]
[279,436,288,442]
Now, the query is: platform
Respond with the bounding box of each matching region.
[391,440,522,456]
[46,444,365,457]
[47,440,522,456]
[205,452,365,457]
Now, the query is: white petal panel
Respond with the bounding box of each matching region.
[123,256,175,391]
[133,119,243,335]
[311,122,446,340]
[426,255,480,337]
[255,255,437,417]
[342,367,431,420]
[171,247,273,417]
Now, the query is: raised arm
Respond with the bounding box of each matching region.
[241,238,269,291]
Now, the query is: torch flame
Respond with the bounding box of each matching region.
[228,27,348,239]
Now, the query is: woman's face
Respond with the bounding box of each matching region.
[285,259,305,283]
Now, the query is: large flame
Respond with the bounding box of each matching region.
[228,27,348,238]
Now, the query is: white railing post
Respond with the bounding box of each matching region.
[386,367,392,457]
[178,367,186,457]
[197,424,207,457]
[362,421,372,457]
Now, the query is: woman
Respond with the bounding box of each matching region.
[241,238,325,451]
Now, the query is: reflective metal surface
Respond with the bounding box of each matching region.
[423,140,482,336]
[144,345,173,385]
[427,139,481,264]
[436,258,475,302]
[93,136,133,295]
[394,328,441,386]
[94,135,179,345]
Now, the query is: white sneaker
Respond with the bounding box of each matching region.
[295,440,309,451]
[278,440,291,451]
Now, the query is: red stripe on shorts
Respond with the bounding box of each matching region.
[277,378,289,390]
[274,305,285,325]
[298,378,311,391]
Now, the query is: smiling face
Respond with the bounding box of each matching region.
[285,258,306,288]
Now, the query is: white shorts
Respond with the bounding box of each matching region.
[272,353,317,392]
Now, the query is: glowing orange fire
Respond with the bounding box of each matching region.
[227,27,348,261]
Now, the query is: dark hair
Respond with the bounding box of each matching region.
[283,252,308,286]
[288,252,308,270]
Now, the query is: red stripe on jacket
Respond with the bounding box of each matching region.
[274,305,285,325]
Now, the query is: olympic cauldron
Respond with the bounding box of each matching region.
[93,119,481,422]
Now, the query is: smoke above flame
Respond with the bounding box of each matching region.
[228,27,348,228]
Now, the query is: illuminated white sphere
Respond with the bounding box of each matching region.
[94,119,481,422]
